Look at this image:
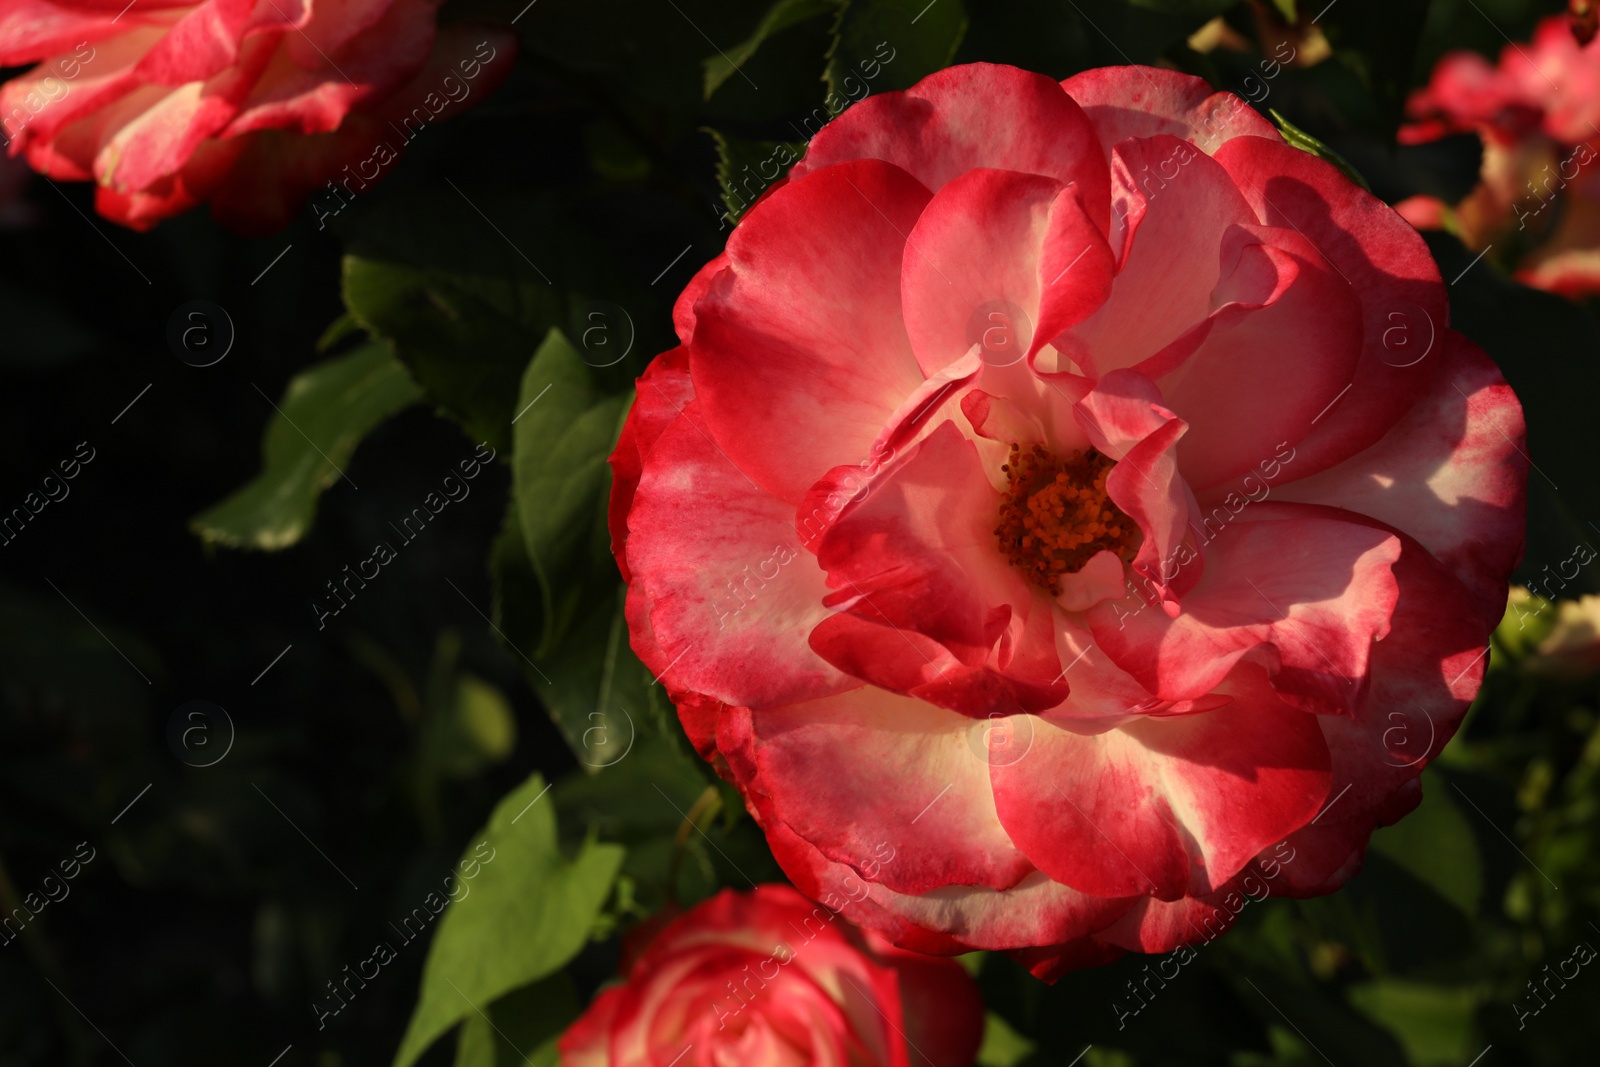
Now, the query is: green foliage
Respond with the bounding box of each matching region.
[1369,771,1482,918]
[189,341,421,550]
[392,774,624,1067]
[705,128,805,225]
[977,1010,1036,1067]
[1271,108,1372,191]
[706,0,838,97]
[343,257,552,454]
[825,0,969,95]
[452,976,575,1067]
[512,331,631,659]
[1347,980,1485,1066]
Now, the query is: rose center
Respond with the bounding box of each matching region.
[994,443,1136,594]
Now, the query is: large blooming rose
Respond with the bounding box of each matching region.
[558,884,983,1067]
[610,63,1527,979]
[1400,15,1600,297]
[0,0,515,232]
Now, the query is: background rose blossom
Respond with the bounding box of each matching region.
[1399,15,1600,298]
[0,0,515,232]
[611,61,1528,980]
[558,884,983,1067]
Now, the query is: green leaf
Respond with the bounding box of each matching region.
[1346,980,1485,1066]
[316,311,364,353]
[392,774,624,1067]
[706,0,838,98]
[190,342,420,550]
[488,502,660,774]
[824,0,968,96]
[977,1010,1036,1067]
[343,257,553,454]
[452,975,577,1067]
[489,503,544,669]
[1270,0,1297,20]
[555,739,711,842]
[1270,109,1371,191]
[512,330,631,658]
[542,584,662,771]
[429,673,518,779]
[1369,769,1482,917]
[705,128,805,226]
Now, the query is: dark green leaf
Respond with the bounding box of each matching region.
[391,774,624,1067]
[512,330,631,658]
[190,342,420,550]
[825,0,968,95]
[452,975,577,1067]
[706,0,838,97]
[705,128,805,225]
[1346,979,1485,1066]
[342,257,554,454]
[1271,108,1372,191]
[1369,769,1482,917]
[538,585,659,771]
[977,1011,1036,1067]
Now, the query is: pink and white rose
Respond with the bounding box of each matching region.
[610,63,1528,979]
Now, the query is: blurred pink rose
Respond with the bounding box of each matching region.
[559,885,984,1067]
[1401,16,1600,297]
[0,0,515,233]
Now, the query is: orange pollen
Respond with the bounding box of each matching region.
[993,442,1136,595]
